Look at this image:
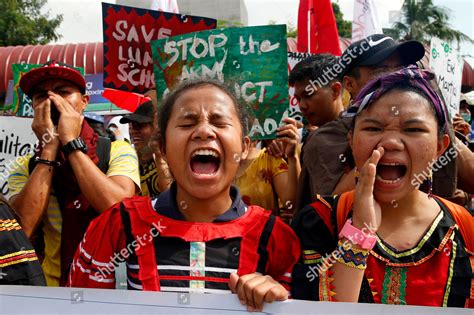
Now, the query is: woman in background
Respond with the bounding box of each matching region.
[235,118,300,222]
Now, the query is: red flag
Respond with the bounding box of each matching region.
[297,0,342,56]
[102,88,151,112]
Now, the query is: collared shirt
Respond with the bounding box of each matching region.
[8,140,140,286]
[152,183,247,222]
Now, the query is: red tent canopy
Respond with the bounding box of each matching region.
[0,43,103,97]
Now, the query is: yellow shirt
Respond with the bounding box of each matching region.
[234,149,288,212]
[139,158,161,197]
[8,140,140,286]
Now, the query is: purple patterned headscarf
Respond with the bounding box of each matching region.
[343,66,449,130]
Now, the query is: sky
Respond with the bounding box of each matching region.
[45,0,473,64]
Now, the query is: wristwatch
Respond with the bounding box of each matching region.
[62,137,88,155]
[339,219,377,250]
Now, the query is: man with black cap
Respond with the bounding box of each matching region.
[8,60,140,286]
[120,100,172,197]
[295,34,425,210]
[340,33,425,99]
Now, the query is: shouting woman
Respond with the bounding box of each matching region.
[68,80,300,312]
[292,67,473,307]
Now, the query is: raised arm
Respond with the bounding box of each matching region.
[331,147,383,302]
[51,91,138,212]
[273,118,301,217]
[154,154,173,192]
[9,98,60,236]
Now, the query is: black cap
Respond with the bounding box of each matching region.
[119,101,154,124]
[340,34,425,78]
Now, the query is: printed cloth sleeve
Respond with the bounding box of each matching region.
[68,204,126,289]
[107,140,141,191]
[7,154,32,199]
[269,154,288,178]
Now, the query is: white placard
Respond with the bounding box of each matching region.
[0,285,471,314]
[429,37,464,120]
[0,116,36,198]
[287,51,315,124]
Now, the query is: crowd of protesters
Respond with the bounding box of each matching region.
[1,33,473,311]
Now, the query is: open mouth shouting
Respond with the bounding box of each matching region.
[190,148,221,178]
[376,162,408,186]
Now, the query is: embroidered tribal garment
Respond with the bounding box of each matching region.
[380,266,407,304]
[68,189,300,293]
[0,200,46,285]
[124,233,243,293]
[291,191,474,307]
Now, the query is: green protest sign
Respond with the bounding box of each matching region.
[151,25,289,139]
[11,64,85,117]
[12,64,38,116]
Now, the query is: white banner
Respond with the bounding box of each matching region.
[0,285,471,314]
[429,37,464,120]
[352,0,382,42]
[0,117,36,198]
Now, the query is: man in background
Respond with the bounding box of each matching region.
[120,100,172,197]
[287,54,347,210]
[8,61,140,286]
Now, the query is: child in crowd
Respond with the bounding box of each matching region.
[235,118,300,222]
[291,67,474,307]
[68,80,300,312]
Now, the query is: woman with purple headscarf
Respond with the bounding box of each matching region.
[291,66,474,307]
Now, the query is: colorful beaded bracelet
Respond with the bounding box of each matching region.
[335,239,370,270]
